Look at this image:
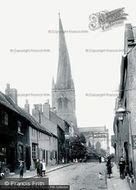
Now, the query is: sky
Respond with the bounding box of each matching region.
[0,0,136,150]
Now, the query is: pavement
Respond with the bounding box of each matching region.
[107,164,130,190]
[9,162,74,178]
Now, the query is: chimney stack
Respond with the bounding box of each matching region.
[43,99,50,119]
[5,83,18,104]
[24,99,30,113]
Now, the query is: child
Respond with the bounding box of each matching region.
[42,160,46,177]
[19,161,24,178]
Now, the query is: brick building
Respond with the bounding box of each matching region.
[0,90,58,173]
[113,24,136,177]
[32,101,72,163]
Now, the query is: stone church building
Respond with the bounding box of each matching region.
[52,16,78,134]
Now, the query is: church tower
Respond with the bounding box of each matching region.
[52,15,77,133]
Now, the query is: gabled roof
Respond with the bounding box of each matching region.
[49,110,65,131]
[0,91,53,137]
[0,91,18,113]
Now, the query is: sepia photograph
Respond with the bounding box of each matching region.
[0,0,136,189]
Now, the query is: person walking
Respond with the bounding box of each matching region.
[119,156,126,179]
[39,160,43,177]
[106,158,112,178]
[99,156,102,163]
[36,159,40,177]
[42,160,46,177]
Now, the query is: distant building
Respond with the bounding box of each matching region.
[79,126,110,154]
[32,100,73,163]
[5,83,17,104]
[52,16,78,134]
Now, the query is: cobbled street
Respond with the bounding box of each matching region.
[46,162,107,190]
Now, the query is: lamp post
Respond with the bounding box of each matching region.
[115,107,129,121]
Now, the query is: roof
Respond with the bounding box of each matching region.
[0,92,18,113]
[49,110,65,131]
[41,113,58,136]
[78,126,107,133]
[54,17,74,90]
[0,91,53,136]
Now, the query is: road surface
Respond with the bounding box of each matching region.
[46,162,107,190]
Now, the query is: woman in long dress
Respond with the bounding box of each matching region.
[42,160,46,177]
[106,158,112,178]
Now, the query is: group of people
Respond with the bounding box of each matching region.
[36,159,46,177]
[18,159,46,178]
[106,156,131,179]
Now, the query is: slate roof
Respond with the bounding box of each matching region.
[0,91,55,137]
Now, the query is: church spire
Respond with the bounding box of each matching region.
[52,15,78,133]
[52,77,55,89]
[55,15,74,90]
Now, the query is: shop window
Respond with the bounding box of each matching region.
[50,150,56,160]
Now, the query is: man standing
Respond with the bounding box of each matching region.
[119,156,126,179]
[39,160,43,177]
[99,156,102,163]
[36,159,40,177]
[106,157,112,178]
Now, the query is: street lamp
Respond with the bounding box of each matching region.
[116,107,126,121]
[65,134,70,140]
[116,107,130,121]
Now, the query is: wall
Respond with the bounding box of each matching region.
[29,127,58,169]
[127,46,136,175]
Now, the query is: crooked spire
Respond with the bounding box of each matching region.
[52,77,55,89]
[55,15,74,90]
